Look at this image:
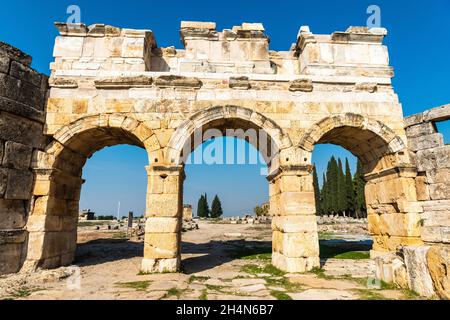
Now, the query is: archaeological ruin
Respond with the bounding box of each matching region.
[0,21,448,299]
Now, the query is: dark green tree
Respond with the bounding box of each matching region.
[312,165,322,215]
[328,156,339,214]
[197,194,210,218]
[337,158,346,216]
[345,158,355,217]
[210,195,224,218]
[353,160,367,218]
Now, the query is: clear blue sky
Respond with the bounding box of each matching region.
[1,1,448,216]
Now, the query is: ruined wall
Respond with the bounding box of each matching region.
[404,105,450,299]
[0,42,48,274]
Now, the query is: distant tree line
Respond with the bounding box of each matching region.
[313,157,367,218]
[197,193,224,218]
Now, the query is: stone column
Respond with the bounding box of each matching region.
[141,164,184,273]
[269,165,320,272]
[365,165,424,256]
[24,168,82,270]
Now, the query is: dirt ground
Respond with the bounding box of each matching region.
[0,220,426,300]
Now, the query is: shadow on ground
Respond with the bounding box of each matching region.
[73,237,373,272]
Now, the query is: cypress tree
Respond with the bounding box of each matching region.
[353,160,366,218]
[312,166,321,216]
[345,158,355,217]
[197,193,210,218]
[337,158,346,216]
[321,173,327,215]
[328,156,338,214]
[210,195,224,218]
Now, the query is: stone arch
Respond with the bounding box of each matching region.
[24,114,160,270]
[298,113,406,168]
[166,105,292,167]
[295,113,422,257]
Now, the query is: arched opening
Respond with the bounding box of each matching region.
[301,114,423,259]
[141,106,296,274]
[181,136,271,275]
[24,115,157,270]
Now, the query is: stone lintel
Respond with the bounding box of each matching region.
[289,79,313,92]
[154,75,202,89]
[267,165,313,181]
[49,77,78,88]
[229,76,251,90]
[146,164,185,176]
[94,75,153,89]
[331,26,386,44]
[365,165,418,181]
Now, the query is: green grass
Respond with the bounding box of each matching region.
[205,284,226,292]
[357,289,386,300]
[116,281,151,291]
[265,277,302,292]
[318,232,335,240]
[333,251,370,260]
[309,267,335,280]
[199,289,208,300]
[164,288,184,299]
[6,286,44,299]
[112,231,127,239]
[241,264,286,277]
[271,291,292,300]
[226,246,272,260]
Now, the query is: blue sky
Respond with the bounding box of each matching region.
[1,1,448,216]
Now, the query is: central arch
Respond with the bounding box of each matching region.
[141,106,300,273]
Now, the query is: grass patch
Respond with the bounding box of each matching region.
[164,288,184,299]
[6,286,44,299]
[271,291,292,300]
[241,264,286,277]
[333,251,370,260]
[309,267,335,280]
[116,281,151,291]
[199,289,208,300]
[402,289,420,300]
[205,284,226,292]
[357,289,385,300]
[266,277,302,292]
[318,232,335,240]
[112,231,127,239]
[189,275,210,283]
[227,246,272,260]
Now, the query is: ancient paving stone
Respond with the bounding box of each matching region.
[288,289,358,300]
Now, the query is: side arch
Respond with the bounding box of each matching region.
[166,105,293,165]
[24,113,160,270]
[298,113,407,165]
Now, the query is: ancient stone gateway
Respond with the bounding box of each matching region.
[0,21,448,298]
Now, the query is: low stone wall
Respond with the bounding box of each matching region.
[0,42,48,274]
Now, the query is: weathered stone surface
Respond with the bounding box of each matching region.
[154,75,202,88]
[403,246,435,297]
[289,79,313,92]
[426,245,450,299]
[2,141,32,170]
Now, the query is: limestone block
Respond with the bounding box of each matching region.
[372,235,423,252]
[408,133,444,151]
[181,21,216,30]
[289,79,313,92]
[0,242,22,274]
[415,175,430,201]
[403,246,435,297]
[0,55,10,73]
[421,226,450,244]
[426,245,450,299]
[0,112,44,148]
[423,104,450,122]
[2,141,32,170]
[146,193,181,217]
[0,199,27,229]
[405,122,436,138]
[0,168,7,197]
[374,253,408,288]
[279,191,316,215]
[53,36,84,58]
[144,232,179,259]
[145,217,180,233]
[272,230,319,258]
[9,61,42,87]
[429,183,450,201]
[141,257,180,273]
[272,251,319,273]
[5,169,33,200]
[272,215,318,233]
[377,212,422,237]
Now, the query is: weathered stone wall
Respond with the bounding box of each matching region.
[0,42,48,274]
[404,105,450,299]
